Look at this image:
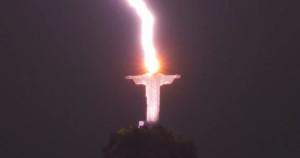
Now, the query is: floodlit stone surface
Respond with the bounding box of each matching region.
[126,73,180,122]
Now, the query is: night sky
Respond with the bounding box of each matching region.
[1,0,299,157]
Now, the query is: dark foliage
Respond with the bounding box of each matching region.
[103,125,197,158]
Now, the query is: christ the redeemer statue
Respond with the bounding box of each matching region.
[126,73,180,123]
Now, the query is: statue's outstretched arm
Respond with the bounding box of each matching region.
[160,75,180,85]
[126,75,147,85]
[125,76,134,79]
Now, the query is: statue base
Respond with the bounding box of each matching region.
[138,121,157,128]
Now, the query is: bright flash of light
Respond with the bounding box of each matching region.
[127,0,159,73]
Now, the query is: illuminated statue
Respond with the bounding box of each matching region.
[125,0,181,126]
[126,73,180,122]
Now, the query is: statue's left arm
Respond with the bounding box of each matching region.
[160,74,181,85]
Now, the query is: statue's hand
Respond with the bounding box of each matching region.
[125,76,133,79]
[175,75,181,79]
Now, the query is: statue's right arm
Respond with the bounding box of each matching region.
[125,75,146,85]
[125,76,134,79]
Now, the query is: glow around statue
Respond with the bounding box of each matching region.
[126,73,180,122]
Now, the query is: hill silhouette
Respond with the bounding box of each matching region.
[103,125,197,158]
